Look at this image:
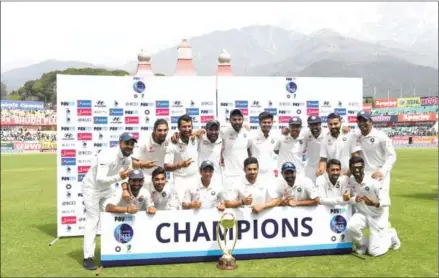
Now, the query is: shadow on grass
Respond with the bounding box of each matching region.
[398,192,438,200]
[36,223,57,238]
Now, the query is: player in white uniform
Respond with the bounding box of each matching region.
[346,156,400,256]
[197,120,223,184]
[221,109,251,190]
[303,115,326,183]
[145,167,179,213]
[315,159,351,206]
[164,114,199,204]
[224,157,279,214]
[132,119,171,182]
[81,132,136,270]
[274,116,307,175]
[248,112,280,183]
[182,160,226,211]
[104,170,148,214]
[272,162,319,207]
[319,113,361,175]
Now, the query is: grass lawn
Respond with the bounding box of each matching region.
[1,149,438,277]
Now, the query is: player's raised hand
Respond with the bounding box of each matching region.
[119,167,132,179]
[179,158,194,168]
[342,190,351,201]
[140,160,158,169]
[171,132,180,144]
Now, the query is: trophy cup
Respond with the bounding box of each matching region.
[216,212,238,270]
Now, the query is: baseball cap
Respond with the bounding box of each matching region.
[307,115,322,124]
[281,162,296,173]
[129,169,144,179]
[288,116,302,126]
[119,132,137,143]
[206,119,220,130]
[200,160,215,171]
[230,109,244,118]
[357,110,372,121]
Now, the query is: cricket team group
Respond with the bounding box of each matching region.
[80,108,401,270]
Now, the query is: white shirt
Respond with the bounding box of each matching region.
[303,128,327,169]
[353,128,397,175]
[164,137,200,177]
[183,180,226,209]
[103,186,149,211]
[82,148,132,191]
[349,176,390,217]
[320,131,361,171]
[274,131,307,173]
[272,175,318,201]
[232,177,275,206]
[132,132,171,177]
[221,126,251,176]
[145,182,179,210]
[316,174,350,206]
[248,129,280,174]
[197,134,223,174]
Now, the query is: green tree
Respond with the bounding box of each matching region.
[1,82,7,99]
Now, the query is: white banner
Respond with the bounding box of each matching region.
[101,205,353,267]
[56,75,217,237]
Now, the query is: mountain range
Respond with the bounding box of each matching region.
[1,25,437,98]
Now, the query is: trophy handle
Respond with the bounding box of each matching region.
[217,218,227,255]
[230,217,238,253]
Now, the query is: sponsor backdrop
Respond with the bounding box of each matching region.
[1,100,45,110]
[56,75,217,237]
[56,75,363,238]
[101,206,353,266]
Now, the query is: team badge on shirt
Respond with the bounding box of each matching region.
[138,197,144,202]
[297,187,302,192]
[343,137,347,141]
[336,182,340,189]
[370,138,375,143]
[271,139,275,144]
[299,140,303,144]
[211,191,216,196]
[162,192,167,197]
[365,186,370,191]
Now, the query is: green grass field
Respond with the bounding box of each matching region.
[1,149,438,277]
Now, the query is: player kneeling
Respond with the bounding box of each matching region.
[182,160,226,211]
[346,156,401,256]
[104,170,148,214]
[145,167,180,214]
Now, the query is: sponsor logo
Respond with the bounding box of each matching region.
[61,158,76,166]
[156,100,169,108]
[371,115,392,122]
[78,117,92,123]
[279,102,291,106]
[306,101,319,108]
[186,108,199,116]
[321,101,331,108]
[60,127,75,131]
[77,126,92,131]
[264,108,277,115]
[78,174,86,182]
[201,101,214,106]
[77,108,92,116]
[125,117,139,124]
[62,133,75,141]
[278,110,291,115]
[156,108,170,116]
[62,201,76,206]
[125,126,139,131]
[110,141,118,148]
[235,100,248,108]
[200,109,214,114]
[421,97,438,106]
[133,80,146,95]
[93,110,106,115]
[330,215,347,234]
[94,143,109,148]
[78,133,93,141]
[93,126,108,131]
[78,150,92,156]
[334,108,346,116]
[140,102,154,107]
[250,116,259,124]
[110,108,124,116]
[200,115,214,123]
[220,102,233,107]
[77,100,92,108]
[398,113,436,122]
[348,116,357,123]
[279,116,291,123]
[125,110,138,115]
[171,116,179,124]
[251,101,261,108]
[95,100,106,108]
[239,108,248,116]
[60,101,75,106]
[61,149,76,157]
[144,109,151,115]
[109,126,124,131]
[114,223,134,244]
[172,100,183,108]
[125,102,139,107]
[375,99,398,108]
[285,81,297,94]
[61,143,75,148]
[110,117,123,124]
[306,108,319,116]
[61,176,76,181]
[61,216,77,224]
[78,166,91,174]
[94,116,108,125]
[348,102,360,107]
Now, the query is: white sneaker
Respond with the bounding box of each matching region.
[390,229,401,250]
[355,244,367,255]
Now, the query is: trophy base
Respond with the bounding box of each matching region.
[216,255,238,270]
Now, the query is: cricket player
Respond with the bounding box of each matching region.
[145,167,180,213]
[104,170,148,214]
[303,115,327,183]
[197,120,223,183]
[224,157,279,213]
[272,162,319,207]
[81,132,136,270]
[248,112,280,182]
[319,113,361,175]
[182,160,226,211]
[164,114,199,203]
[274,116,307,175]
[346,156,400,256]
[315,159,350,206]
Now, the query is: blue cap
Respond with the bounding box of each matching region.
[119,132,137,143]
[288,116,302,126]
[281,162,296,173]
[200,160,215,171]
[357,110,372,121]
[129,169,144,179]
[307,115,322,124]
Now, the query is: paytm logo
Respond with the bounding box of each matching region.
[77,100,92,108]
[235,100,248,108]
[110,108,124,116]
[330,208,346,214]
[186,108,199,116]
[94,117,108,124]
[306,101,319,108]
[156,100,169,108]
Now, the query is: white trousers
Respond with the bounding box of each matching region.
[82,186,113,259]
[304,165,318,184]
[347,212,393,257]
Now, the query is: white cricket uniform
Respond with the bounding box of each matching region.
[132,132,171,182]
[248,129,280,183]
[197,134,223,183]
[164,137,200,203]
[229,177,275,207]
[81,148,132,259]
[320,131,361,172]
[303,128,327,183]
[103,186,149,211]
[145,182,179,210]
[221,126,251,189]
[183,180,226,209]
[272,175,319,201]
[274,131,307,174]
[316,174,350,206]
[347,176,392,257]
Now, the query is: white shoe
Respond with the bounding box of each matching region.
[390,229,401,250]
[355,244,367,255]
